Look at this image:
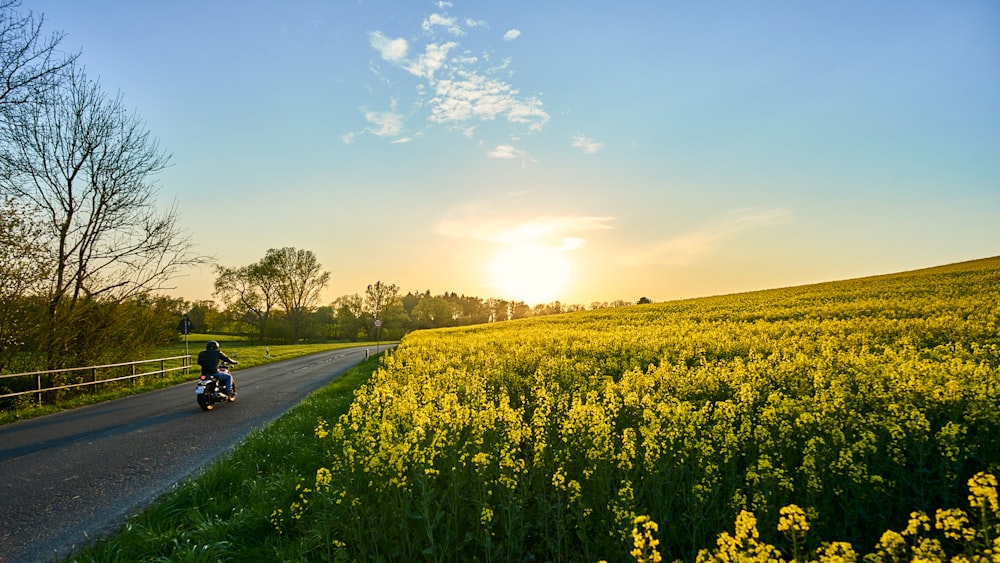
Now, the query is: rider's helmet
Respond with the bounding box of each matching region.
[206,340,219,350]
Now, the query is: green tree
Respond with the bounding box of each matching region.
[184,300,221,334]
[0,197,47,371]
[364,281,399,322]
[411,297,457,329]
[401,290,430,316]
[332,294,364,341]
[378,302,410,340]
[215,248,330,343]
[364,281,400,340]
[214,261,279,344]
[267,247,330,341]
[312,305,337,340]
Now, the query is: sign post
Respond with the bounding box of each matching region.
[178,315,194,369]
[374,318,383,354]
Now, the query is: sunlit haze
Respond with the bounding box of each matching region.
[29,0,1000,305]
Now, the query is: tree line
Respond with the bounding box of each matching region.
[189,247,639,345]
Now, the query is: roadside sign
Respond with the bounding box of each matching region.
[178,315,194,335]
[374,319,383,328]
[178,314,194,361]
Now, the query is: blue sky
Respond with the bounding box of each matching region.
[27,0,1000,305]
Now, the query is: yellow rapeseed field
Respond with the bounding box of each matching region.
[274,257,1000,562]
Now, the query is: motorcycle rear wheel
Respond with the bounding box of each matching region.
[197,394,213,411]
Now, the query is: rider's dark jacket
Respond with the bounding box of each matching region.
[197,349,235,376]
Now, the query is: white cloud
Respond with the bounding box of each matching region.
[486,144,536,167]
[366,12,549,152]
[405,41,457,80]
[431,74,511,123]
[436,206,615,247]
[487,144,520,159]
[627,208,793,265]
[571,133,604,154]
[363,110,404,137]
[507,97,549,132]
[340,132,356,144]
[423,13,465,36]
[429,71,550,131]
[368,31,408,63]
[488,57,511,73]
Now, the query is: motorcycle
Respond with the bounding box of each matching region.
[195,361,237,411]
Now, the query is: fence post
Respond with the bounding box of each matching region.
[132,363,137,386]
[93,367,98,394]
[36,374,42,405]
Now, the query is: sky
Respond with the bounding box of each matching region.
[23,0,1000,306]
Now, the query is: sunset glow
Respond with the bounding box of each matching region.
[488,243,573,305]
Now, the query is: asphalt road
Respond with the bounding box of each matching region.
[0,346,382,563]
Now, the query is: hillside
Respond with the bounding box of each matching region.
[286,255,1000,560]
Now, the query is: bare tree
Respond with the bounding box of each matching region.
[0,0,76,117]
[0,66,201,364]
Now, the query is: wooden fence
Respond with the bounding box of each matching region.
[0,356,191,406]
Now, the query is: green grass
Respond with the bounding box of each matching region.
[65,353,383,562]
[0,336,392,425]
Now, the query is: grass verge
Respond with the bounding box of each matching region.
[64,352,383,562]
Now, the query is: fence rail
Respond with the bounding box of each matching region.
[0,355,192,405]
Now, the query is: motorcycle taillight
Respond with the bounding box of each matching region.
[199,375,206,380]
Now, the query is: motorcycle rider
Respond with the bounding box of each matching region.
[197,340,237,397]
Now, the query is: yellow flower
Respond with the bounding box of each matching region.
[968,472,999,515]
[875,530,906,559]
[702,510,782,563]
[815,541,857,563]
[904,511,931,537]
[315,467,333,491]
[314,417,329,439]
[934,507,974,542]
[777,504,810,533]
[630,515,663,563]
[480,506,494,527]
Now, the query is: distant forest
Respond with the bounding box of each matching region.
[189,282,643,345]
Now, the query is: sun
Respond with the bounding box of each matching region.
[488,243,572,305]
